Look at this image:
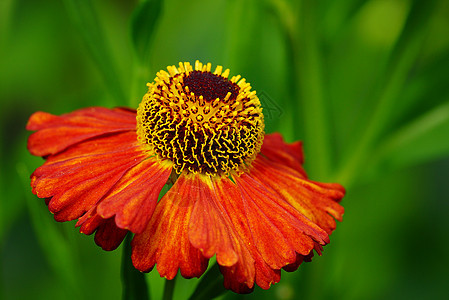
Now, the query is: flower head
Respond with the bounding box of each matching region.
[137,61,264,175]
[27,61,345,293]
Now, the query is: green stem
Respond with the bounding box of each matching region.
[162,276,177,300]
[122,233,149,300]
[188,262,227,300]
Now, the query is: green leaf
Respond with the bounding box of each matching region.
[62,0,127,104]
[0,0,14,44]
[128,0,163,107]
[188,263,227,300]
[130,0,163,66]
[122,233,150,300]
[375,101,449,169]
[334,0,438,187]
[16,162,83,299]
[295,0,333,179]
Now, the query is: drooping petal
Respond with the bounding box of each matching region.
[282,251,314,272]
[188,175,255,289]
[76,207,127,251]
[260,133,307,177]
[31,132,147,222]
[233,173,329,267]
[189,175,239,266]
[187,174,328,292]
[249,156,345,234]
[131,173,208,279]
[97,158,172,234]
[27,107,136,157]
[94,218,128,251]
[211,177,279,291]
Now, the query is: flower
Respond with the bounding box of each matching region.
[27,61,345,293]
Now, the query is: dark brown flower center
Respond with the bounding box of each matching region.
[182,70,239,103]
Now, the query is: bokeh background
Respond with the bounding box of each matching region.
[1,0,449,299]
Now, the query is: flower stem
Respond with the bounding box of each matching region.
[188,261,227,300]
[122,233,149,300]
[162,276,176,300]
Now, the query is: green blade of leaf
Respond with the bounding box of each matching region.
[334,0,438,187]
[0,0,14,44]
[130,0,163,66]
[63,0,127,104]
[16,162,83,299]
[128,0,163,107]
[374,101,449,170]
[270,0,333,179]
[295,0,333,179]
[122,233,150,300]
[188,262,227,300]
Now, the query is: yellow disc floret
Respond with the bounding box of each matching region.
[136,61,265,175]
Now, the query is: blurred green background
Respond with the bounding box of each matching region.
[1,0,449,299]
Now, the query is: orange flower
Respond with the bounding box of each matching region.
[27,61,344,293]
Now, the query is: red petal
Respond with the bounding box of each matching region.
[27,107,136,157]
[249,156,345,234]
[219,266,255,294]
[131,174,208,279]
[31,132,146,221]
[76,207,127,251]
[94,218,128,251]
[76,207,103,234]
[261,133,307,177]
[97,159,172,234]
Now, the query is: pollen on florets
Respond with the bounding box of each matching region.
[136,60,265,176]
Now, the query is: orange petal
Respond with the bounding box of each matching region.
[186,173,325,292]
[190,175,317,292]
[97,159,172,234]
[185,174,259,289]
[44,131,140,164]
[131,174,208,279]
[188,175,240,267]
[233,174,329,268]
[249,156,345,234]
[211,177,278,291]
[260,133,307,177]
[31,132,147,221]
[27,107,136,157]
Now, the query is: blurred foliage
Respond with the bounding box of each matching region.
[1,0,449,299]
